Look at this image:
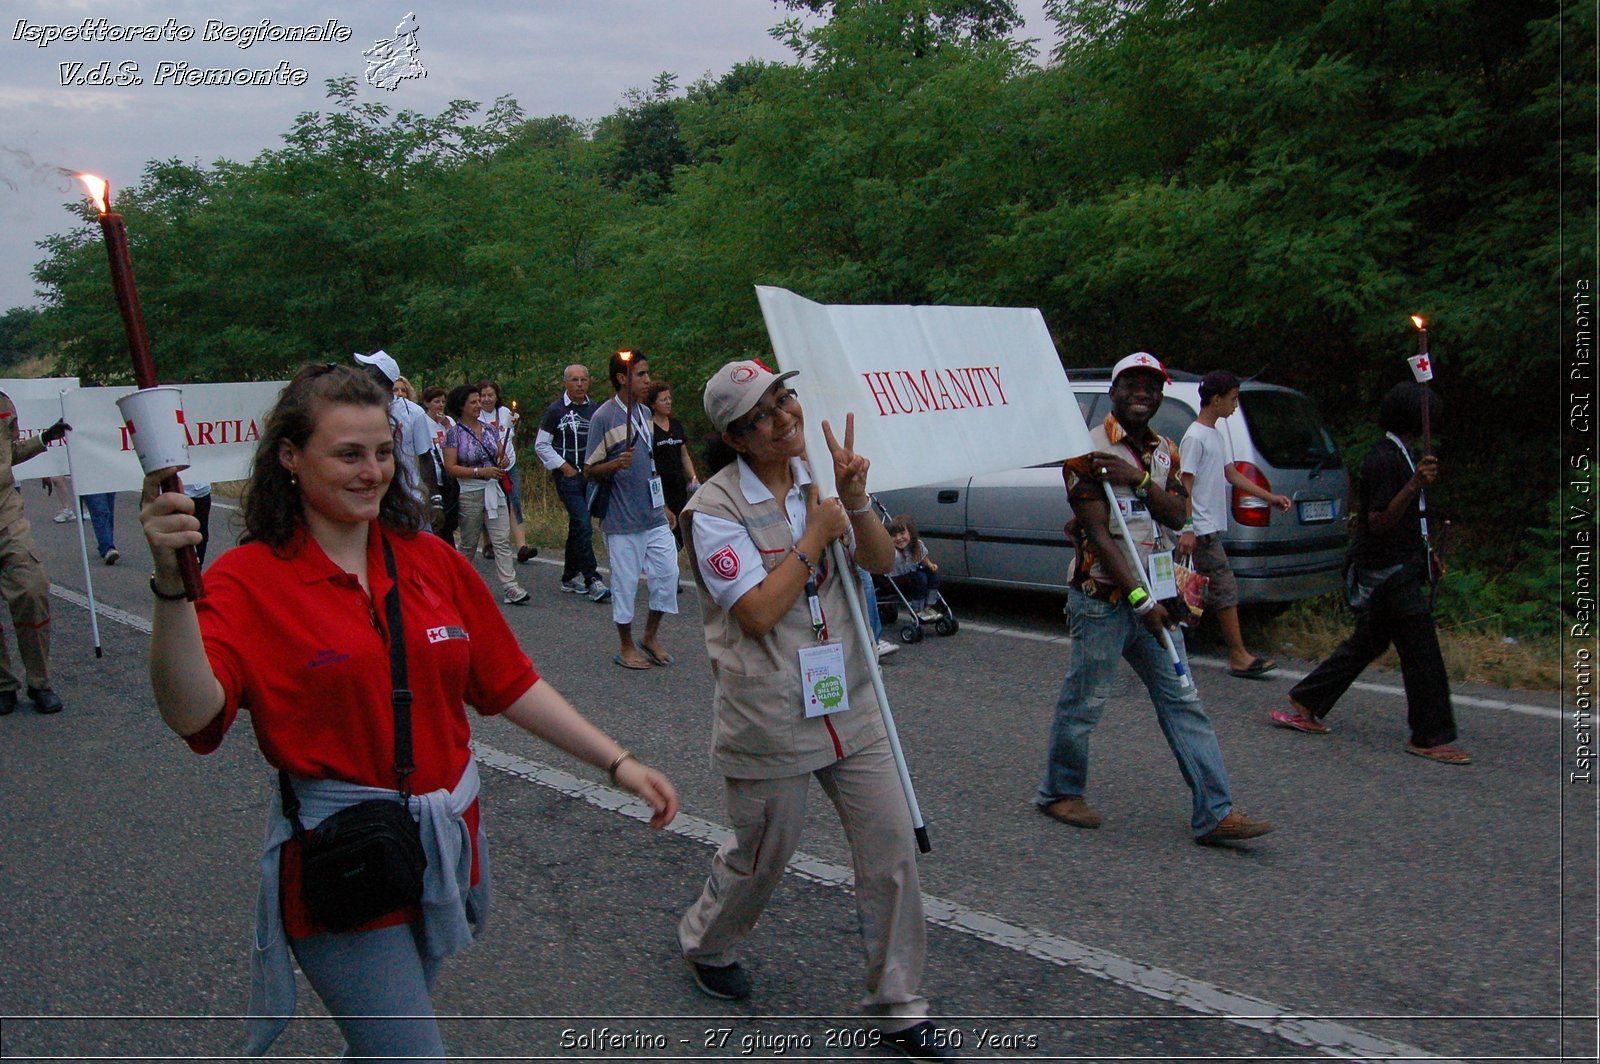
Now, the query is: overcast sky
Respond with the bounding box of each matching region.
[1,0,1055,314]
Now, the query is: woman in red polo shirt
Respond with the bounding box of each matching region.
[139,363,677,1060]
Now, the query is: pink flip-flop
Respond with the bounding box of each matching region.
[1268,708,1331,734]
[1406,743,1472,765]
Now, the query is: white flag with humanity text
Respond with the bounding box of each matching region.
[61,382,287,495]
[755,286,1094,498]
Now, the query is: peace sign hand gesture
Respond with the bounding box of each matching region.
[821,414,870,509]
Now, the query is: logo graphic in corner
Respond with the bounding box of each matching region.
[426,625,469,645]
[708,545,740,581]
[364,12,426,91]
[730,365,758,384]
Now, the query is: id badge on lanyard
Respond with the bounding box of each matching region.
[633,407,666,509]
[800,642,850,718]
[796,572,849,717]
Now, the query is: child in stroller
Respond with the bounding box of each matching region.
[876,514,958,643]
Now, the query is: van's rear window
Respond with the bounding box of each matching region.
[1239,391,1340,468]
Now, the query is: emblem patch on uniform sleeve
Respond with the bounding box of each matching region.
[708,545,740,580]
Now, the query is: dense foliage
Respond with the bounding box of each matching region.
[22,0,1590,630]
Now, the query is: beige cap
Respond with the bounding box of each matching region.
[704,359,799,432]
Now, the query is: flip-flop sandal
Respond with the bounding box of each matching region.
[1406,743,1472,764]
[1268,708,1331,734]
[642,647,675,667]
[1230,657,1278,678]
[613,654,651,670]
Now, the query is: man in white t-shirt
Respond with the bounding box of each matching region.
[353,350,438,508]
[1177,370,1290,678]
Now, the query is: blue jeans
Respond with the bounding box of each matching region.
[858,567,882,641]
[505,464,524,522]
[553,471,598,583]
[890,567,940,610]
[1037,588,1233,836]
[81,492,115,557]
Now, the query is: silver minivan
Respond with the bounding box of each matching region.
[874,369,1350,605]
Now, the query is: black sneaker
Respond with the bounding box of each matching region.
[0,689,15,715]
[885,1021,959,1060]
[685,958,750,1001]
[27,687,63,715]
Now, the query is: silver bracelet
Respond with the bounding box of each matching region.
[844,500,873,515]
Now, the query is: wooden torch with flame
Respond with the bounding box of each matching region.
[77,174,205,600]
[618,349,638,448]
[1410,314,1432,453]
[1409,314,1438,595]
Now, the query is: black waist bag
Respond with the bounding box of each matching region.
[298,797,425,931]
[281,534,428,932]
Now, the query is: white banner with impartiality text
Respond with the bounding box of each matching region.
[61,382,286,494]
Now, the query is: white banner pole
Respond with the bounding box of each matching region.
[1101,480,1188,688]
[59,391,102,657]
[828,538,931,853]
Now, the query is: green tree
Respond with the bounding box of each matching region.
[0,307,46,368]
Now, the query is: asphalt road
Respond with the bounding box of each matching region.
[0,489,1591,1062]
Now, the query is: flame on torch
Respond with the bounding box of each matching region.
[618,349,634,362]
[1410,315,1426,331]
[77,173,110,216]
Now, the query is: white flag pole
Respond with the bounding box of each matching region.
[828,537,931,853]
[59,390,102,658]
[1102,480,1188,688]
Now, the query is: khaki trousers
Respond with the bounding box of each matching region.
[679,735,929,1025]
[0,517,50,690]
[455,487,518,595]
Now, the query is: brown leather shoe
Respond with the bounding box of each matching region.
[1040,796,1102,829]
[1196,810,1274,845]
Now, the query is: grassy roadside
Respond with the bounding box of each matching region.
[1239,599,1559,693]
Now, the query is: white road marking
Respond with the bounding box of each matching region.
[51,584,151,634]
[474,742,1464,1063]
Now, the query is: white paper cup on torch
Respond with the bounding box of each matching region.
[116,386,190,476]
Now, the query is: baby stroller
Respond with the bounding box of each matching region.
[870,497,959,644]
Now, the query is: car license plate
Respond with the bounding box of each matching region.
[1299,499,1335,523]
